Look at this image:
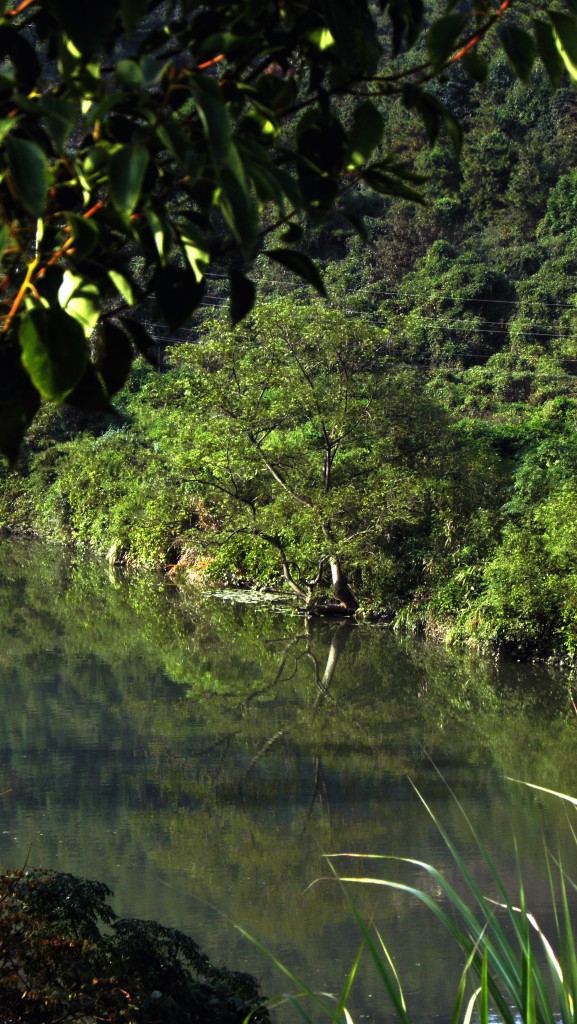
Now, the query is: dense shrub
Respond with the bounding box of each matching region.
[0,868,268,1024]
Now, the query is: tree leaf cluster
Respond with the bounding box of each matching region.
[0,866,269,1024]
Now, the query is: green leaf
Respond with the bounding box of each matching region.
[152,266,206,330]
[219,164,258,253]
[58,271,101,338]
[140,56,166,86]
[108,269,137,306]
[460,52,488,83]
[0,119,13,145]
[427,14,468,68]
[193,78,233,168]
[115,59,143,87]
[97,320,134,396]
[229,269,256,325]
[533,19,565,89]
[41,96,76,151]
[0,348,40,463]
[263,249,326,296]
[145,210,168,265]
[308,26,336,51]
[67,214,99,260]
[347,101,384,168]
[109,143,149,216]
[65,363,115,413]
[498,25,536,83]
[121,318,162,366]
[6,137,48,217]
[362,168,425,204]
[156,120,203,179]
[177,227,210,283]
[548,11,577,82]
[20,306,88,402]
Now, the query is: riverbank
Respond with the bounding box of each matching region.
[2,299,577,665]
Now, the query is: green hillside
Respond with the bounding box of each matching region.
[3,20,577,661]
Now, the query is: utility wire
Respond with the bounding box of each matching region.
[204,273,577,311]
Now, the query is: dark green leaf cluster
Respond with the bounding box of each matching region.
[0,867,269,1023]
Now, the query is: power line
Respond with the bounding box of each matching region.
[376,290,577,311]
[194,299,577,341]
[204,275,577,312]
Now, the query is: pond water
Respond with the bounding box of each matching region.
[1,540,576,1022]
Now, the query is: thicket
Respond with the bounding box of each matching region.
[0,867,268,1023]
[3,57,577,660]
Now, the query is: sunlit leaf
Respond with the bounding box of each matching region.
[178,227,210,283]
[549,11,577,82]
[58,271,100,338]
[533,19,565,89]
[108,269,137,306]
[20,306,88,402]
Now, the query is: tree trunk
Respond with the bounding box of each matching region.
[329,555,359,611]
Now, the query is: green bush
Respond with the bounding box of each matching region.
[0,867,268,1024]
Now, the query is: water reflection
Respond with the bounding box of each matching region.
[0,540,576,1022]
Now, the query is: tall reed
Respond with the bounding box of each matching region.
[238,780,577,1024]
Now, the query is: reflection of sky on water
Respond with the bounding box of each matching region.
[0,540,576,1023]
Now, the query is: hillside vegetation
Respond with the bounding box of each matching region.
[3,56,577,661]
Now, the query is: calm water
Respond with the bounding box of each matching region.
[1,540,576,1022]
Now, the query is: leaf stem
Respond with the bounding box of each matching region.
[1,255,38,333]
